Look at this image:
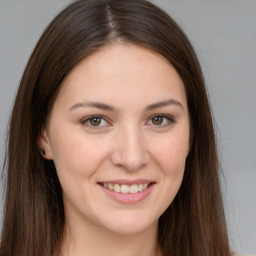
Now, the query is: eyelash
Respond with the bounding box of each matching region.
[147,114,175,127]
[81,115,110,129]
[80,114,175,129]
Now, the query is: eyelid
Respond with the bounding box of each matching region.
[146,113,175,127]
[80,115,111,128]
[80,113,175,129]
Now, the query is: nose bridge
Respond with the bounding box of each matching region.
[110,123,149,171]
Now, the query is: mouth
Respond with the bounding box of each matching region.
[98,180,155,203]
[98,182,154,194]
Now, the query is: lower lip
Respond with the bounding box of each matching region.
[98,184,155,204]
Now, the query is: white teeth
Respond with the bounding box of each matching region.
[121,184,130,193]
[114,184,121,192]
[103,183,150,193]
[138,184,144,192]
[130,184,139,194]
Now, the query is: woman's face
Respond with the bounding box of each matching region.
[40,44,190,235]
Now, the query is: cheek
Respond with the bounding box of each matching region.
[147,133,189,216]
[152,134,189,176]
[49,133,111,205]
[49,129,110,180]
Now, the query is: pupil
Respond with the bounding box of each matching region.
[91,117,101,126]
[153,116,163,125]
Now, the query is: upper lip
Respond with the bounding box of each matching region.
[98,179,155,185]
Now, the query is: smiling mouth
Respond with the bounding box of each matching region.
[98,182,154,194]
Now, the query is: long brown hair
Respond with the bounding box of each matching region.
[0,0,230,255]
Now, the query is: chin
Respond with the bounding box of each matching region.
[99,212,159,235]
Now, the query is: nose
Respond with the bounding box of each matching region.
[109,126,150,172]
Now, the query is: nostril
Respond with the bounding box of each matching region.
[109,133,150,171]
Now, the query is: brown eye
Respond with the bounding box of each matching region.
[81,115,109,128]
[147,114,174,127]
[89,117,102,126]
[152,116,163,125]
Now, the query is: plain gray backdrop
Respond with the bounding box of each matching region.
[0,0,255,254]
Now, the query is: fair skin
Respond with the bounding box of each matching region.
[40,43,190,256]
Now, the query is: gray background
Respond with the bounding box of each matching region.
[0,0,255,254]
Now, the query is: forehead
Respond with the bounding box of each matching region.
[53,43,187,111]
[64,43,179,82]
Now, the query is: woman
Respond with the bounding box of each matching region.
[0,0,231,255]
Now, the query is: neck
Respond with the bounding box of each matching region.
[60,218,162,256]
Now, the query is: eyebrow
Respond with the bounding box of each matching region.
[145,99,183,111]
[69,99,183,112]
[69,102,117,112]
